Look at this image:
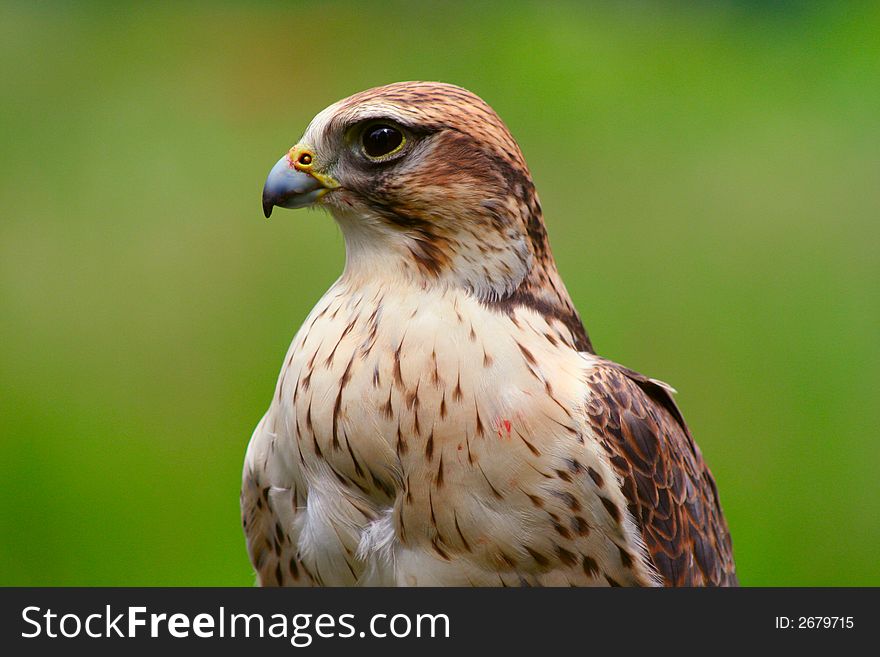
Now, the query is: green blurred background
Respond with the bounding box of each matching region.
[1,1,878,586]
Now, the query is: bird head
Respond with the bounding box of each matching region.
[262,82,557,301]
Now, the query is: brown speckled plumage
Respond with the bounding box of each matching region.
[244,82,736,586]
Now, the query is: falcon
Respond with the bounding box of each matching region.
[243,81,737,586]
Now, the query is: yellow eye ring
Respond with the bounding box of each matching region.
[289,145,317,171]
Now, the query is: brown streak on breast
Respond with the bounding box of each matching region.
[434,453,445,488]
[377,387,392,420]
[430,350,442,387]
[396,424,407,457]
[453,372,463,402]
[474,401,484,437]
[424,429,435,461]
[330,355,355,451]
[479,465,503,499]
[454,511,471,551]
[393,340,405,388]
[516,341,537,367]
[514,429,541,456]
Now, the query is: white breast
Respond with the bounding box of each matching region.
[246,277,651,586]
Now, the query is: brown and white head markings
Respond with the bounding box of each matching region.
[251,82,737,587]
[263,81,591,350]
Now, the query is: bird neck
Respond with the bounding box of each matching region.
[334,208,533,302]
[331,207,593,353]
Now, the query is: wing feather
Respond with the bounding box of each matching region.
[585,359,737,586]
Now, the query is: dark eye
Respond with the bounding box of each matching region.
[362,124,404,158]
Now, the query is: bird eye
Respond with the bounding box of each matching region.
[361,124,405,159]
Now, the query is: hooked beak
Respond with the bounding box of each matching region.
[261,146,339,218]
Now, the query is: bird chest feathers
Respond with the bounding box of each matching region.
[251,279,649,586]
